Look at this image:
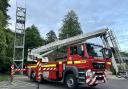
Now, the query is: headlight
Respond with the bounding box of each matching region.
[86,69,95,79]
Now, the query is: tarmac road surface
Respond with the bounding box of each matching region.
[0,75,128,89]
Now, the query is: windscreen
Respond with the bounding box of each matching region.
[86,43,103,57]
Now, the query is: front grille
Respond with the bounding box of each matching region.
[93,62,105,69]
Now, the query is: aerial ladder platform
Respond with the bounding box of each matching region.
[27,28,123,74]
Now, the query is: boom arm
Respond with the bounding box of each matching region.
[32,29,108,53]
[27,28,109,61]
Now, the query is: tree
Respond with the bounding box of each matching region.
[121,51,128,57]
[24,25,46,61]
[46,30,57,44]
[5,29,14,58]
[0,0,10,27]
[59,10,83,39]
[0,0,11,73]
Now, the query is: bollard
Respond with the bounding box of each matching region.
[10,64,15,83]
[36,59,42,89]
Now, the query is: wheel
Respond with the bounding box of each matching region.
[40,74,46,83]
[65,74,78,89]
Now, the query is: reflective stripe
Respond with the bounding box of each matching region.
[27,64,56,68]
[106,62,111,65]
[42,64,56,67]
[89,76,96,85]
[27,66,36,68]
[37,62,40,66]
[86,78,90,83]
[42,67,56,70]
[67,60,86,64]
[67,61,73,64]
[74,60,86,64]
[74,61,81,64]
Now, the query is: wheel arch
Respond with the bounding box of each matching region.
[63,66,79,83]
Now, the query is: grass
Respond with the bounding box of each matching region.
[0,74,9,81]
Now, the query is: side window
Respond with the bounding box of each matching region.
[77,45,84,56]
[70,46,77,55]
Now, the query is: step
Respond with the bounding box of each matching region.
[78,77,85,79]
[78,77,85,84]
[78,72,85,74]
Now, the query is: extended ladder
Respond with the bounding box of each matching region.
[100,29,125,73]
[108,30,125,71]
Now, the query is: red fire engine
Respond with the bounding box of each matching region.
[11,29,118,89]
[27,43,112,89]
[25,29,113,89]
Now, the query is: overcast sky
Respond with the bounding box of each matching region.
[8,0,128,51]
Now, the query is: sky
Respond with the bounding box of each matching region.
[8,0,128,51]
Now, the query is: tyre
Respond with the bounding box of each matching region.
[40,74,46,83]
[65,74,78,89]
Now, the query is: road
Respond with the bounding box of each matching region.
[0,76,128,89]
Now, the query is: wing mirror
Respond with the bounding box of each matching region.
[102,48,112,58]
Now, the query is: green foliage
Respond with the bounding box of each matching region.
[120,51,128,57]
[0,29,13,73]
[25,25,45,49]
[5,29,14,57]
[0,11,6,27]
[59,10,83,39]
[0,29,7,55]
[0,0,12,73]
[0,0,10,27]
[46,30,57,44]
[24,25,46,61]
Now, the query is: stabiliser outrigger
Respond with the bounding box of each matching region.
[11,28,121,89]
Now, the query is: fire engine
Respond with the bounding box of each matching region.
[11,28,123,89]
[25,28,113,89]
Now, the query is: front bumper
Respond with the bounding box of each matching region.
[86,72,107,86]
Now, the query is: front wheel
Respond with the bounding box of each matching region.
[65,74,78,89]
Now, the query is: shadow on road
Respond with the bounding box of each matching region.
[40,81,98,89]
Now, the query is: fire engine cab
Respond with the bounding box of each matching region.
[27,42,112,89]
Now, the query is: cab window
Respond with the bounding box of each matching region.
[70,45,84,56]
[70,46,77,55]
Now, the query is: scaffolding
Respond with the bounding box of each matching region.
[13,6,26,69]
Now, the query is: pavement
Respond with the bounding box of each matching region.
[0,75,128,89]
